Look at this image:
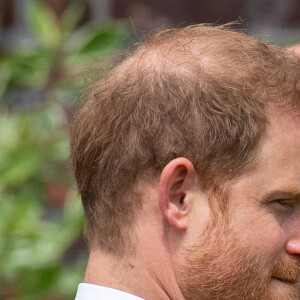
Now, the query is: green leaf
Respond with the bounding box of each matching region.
[80,29,120,55]
[8,49,52,89]
[0,61,11,100]
[0,149,41,190]
[60,3,84,39]
[21,265,60,299]
[26,0,61,49]
[66,23,128,62]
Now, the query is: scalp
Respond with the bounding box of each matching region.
[70,24,300,254]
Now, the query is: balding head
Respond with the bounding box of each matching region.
[70,25,300,254]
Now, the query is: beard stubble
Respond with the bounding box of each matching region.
[175,222,300,300]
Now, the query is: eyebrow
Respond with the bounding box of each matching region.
[262,189,300,201]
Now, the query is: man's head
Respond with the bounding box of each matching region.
[70,25,300,299]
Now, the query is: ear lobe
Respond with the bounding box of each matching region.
[159,157,196,230]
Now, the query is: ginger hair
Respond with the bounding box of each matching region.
[70,24,300,254]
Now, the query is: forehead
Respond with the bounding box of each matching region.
[247,108,300,193]
[261,109,300,168]
[229,108,300,199]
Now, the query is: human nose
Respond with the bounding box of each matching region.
[286,239,300,256]
[286,215,300,256]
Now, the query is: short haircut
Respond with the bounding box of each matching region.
[70,24,300,254]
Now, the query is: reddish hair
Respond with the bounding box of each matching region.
[70,25,300,254]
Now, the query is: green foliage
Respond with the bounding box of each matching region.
[0,1,128,299]
[0,0,128,103]
[27,0,62,49]
[68,23,127,60]
[0,106,86,299]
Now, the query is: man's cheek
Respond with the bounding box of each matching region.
[232,215,285,258]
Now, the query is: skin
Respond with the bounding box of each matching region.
[287,44,300,56]
[84,108,300,299]
[227,108,300,268]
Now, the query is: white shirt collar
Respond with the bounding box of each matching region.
[75,283,145,300]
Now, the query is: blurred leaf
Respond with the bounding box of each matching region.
[0,149,41,190]
[0,114,18,151]
[7,49,52,89]
[22,265,60,299]
[60,3,84,39]
[66,23,128,63]
[0,61,11,100]
[79,26,125,55]
[27,0,61,49]
[56,256,87,297]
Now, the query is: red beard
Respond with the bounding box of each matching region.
[175,223,300,300]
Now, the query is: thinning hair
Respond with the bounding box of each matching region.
[70,24,300,254]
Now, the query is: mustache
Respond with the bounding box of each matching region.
[271,258,300,283]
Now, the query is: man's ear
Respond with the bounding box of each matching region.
[158,157,197,230]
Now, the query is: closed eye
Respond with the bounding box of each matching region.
[275,199,294,206]
[261,190,300,214]
[272,199,297,213]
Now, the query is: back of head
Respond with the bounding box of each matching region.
[70,24,300,254]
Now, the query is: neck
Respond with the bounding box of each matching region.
[84,245,185,300]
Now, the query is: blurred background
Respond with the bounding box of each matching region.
[1,0,300,299]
